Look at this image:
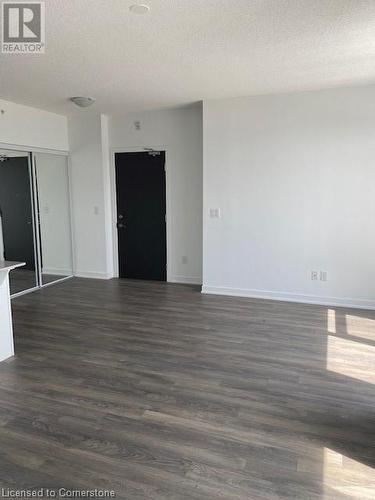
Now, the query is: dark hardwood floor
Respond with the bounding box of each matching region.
[0,278,374,499]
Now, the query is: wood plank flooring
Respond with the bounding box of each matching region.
[0,278,374,499]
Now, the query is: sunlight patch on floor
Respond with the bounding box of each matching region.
[344,314,375,343]
[323,448,375,499]
[326,309,375,342]
[327,309,336,334]
[326,334,375,384]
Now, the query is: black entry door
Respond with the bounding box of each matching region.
[115,151,166,281]
[0,157,36,270]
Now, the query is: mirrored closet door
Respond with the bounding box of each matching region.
[34,153,73,286]
[0,149,38,295]
[0,148,73,296]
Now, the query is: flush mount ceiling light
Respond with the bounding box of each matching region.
[70,96,96,108]
[129,3,150,14]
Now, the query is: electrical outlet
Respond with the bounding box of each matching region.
[182,256,188,264]
[311,271,318,281]
[320,271,328,282]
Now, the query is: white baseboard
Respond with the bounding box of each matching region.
[73,272,200,283]
[74,271,112,280]
[201,285,375,311]
[169,275,202,285]
[42,268,72,276]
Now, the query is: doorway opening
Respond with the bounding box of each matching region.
[114,151,167,281]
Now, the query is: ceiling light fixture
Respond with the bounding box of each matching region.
[129,3,150,14]
[70,96,96,108]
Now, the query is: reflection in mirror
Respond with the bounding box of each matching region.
[0,149,38,295]
[34,153,73,285]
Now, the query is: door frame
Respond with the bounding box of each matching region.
[110,146,172,281]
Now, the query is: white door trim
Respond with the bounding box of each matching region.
[110,146,172,281]
[0,142,69,156]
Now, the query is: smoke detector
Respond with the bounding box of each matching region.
[70,97,96,108]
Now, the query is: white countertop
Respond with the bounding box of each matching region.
[0,261,26,272]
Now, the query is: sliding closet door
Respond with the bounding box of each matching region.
[0,151,38,295]
[34,153,73,285]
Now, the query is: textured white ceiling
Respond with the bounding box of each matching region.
[1,0,375,115]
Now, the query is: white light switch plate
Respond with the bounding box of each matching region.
[209,208,221,219]
[320,271,328,282]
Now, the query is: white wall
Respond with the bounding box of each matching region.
[0,99,68,151]
[68,113,111,279]
[203,86,375,309]
[101,115,114,278]
[110,105,203,284]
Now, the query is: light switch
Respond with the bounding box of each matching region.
[320,271,328,282]
[94,206,100,215]
[209,208,221,219]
